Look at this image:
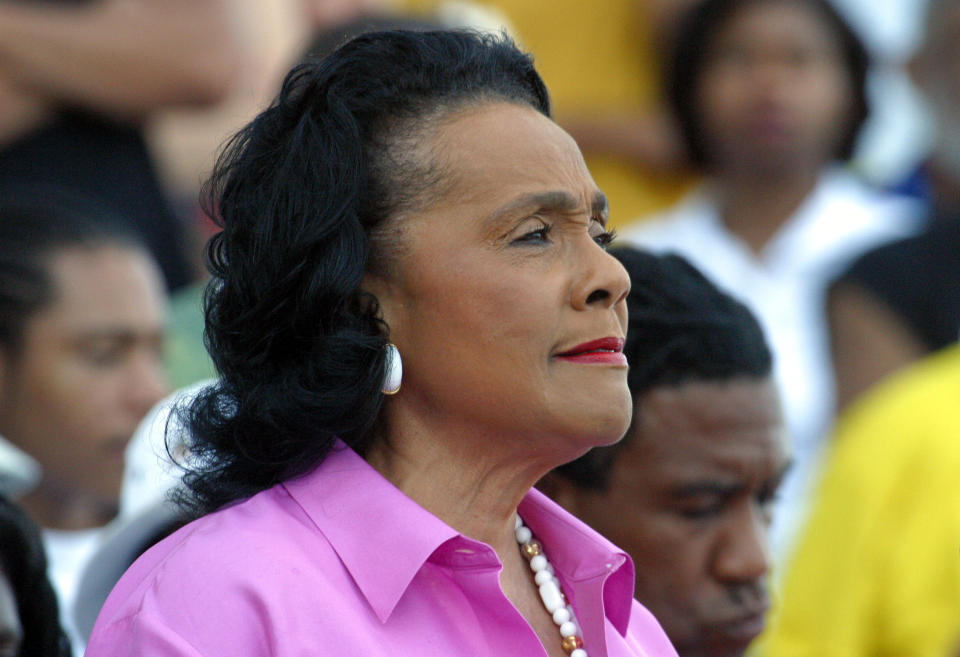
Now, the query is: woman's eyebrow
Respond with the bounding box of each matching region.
[486,190,609,226]
[592,191,610,225]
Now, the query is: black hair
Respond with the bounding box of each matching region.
[0,496,71,657]
[0,189,144,358]
[303,14,442,61]
[666,0,870,167]
[177,29,550,516]
[554,247,773,490]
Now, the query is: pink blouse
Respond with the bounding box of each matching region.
[86,441,678,657]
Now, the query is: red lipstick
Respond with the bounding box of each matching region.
[555,337,627,366]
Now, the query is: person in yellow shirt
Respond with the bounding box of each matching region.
[756,343,960,657]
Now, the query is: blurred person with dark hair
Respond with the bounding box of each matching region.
[0,193,167,652]
[541,248,789,657]
[0,0,243,291]
[0,495,71,657]
[828,0,960,409]
[86,29,679,657]
[621,0,921,558]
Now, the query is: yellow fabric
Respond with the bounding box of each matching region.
[403,0,692,225]
[756,344,960,657]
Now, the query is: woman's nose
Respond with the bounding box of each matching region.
[571,241,631,312]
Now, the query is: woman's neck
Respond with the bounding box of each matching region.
[365,406,553,559]
[715,168,820,255]
[365,403,587,657]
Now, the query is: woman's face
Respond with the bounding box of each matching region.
[365,101,632,462]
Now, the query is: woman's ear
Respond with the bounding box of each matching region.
[360,272,401,337]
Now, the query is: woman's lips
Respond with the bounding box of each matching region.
[555,337,627,365]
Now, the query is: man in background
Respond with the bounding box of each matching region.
[541,247,789,657]
[0,194,168,652]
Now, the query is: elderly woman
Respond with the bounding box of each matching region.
[85,30,678,657]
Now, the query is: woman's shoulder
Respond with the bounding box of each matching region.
[86,484,356,656]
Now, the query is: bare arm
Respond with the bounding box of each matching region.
[828,281,928,412]
[0,0,242,121]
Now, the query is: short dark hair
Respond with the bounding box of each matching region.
[666,0,869,167]
[553,247,773,490]
[0,495,71,657]
[177,29,551,516]
[0,190,144,358]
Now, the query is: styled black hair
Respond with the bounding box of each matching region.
[0,190,144,358]
[666,0,870,167]
[0,496,71,657]
[303,14,442,61]
[177,29,551,516]
[554,247,773,490]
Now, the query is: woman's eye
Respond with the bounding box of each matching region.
[593,228,617,250]
[513,223,552,244]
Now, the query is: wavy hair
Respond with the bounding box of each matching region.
[177,29,550,515]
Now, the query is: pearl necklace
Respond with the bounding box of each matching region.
[515,515,588,657]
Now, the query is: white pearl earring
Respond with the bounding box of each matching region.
[381,343,402,395]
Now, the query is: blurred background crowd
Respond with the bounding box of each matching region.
[0,0,958,656]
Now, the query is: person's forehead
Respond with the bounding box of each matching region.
[31,245,166,338]
[631,378,787,476]
[426,102,597,208]
[710,0,840,49]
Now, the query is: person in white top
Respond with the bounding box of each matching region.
[0,193,168,654]
[621,0,921,560]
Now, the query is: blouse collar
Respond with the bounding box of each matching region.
[282,440,635,636]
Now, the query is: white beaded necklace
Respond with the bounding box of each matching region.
[514,515,588,657]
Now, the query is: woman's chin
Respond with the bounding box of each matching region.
[563,403,634,451]
[592,414,633,447]
[593,387,634,445]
